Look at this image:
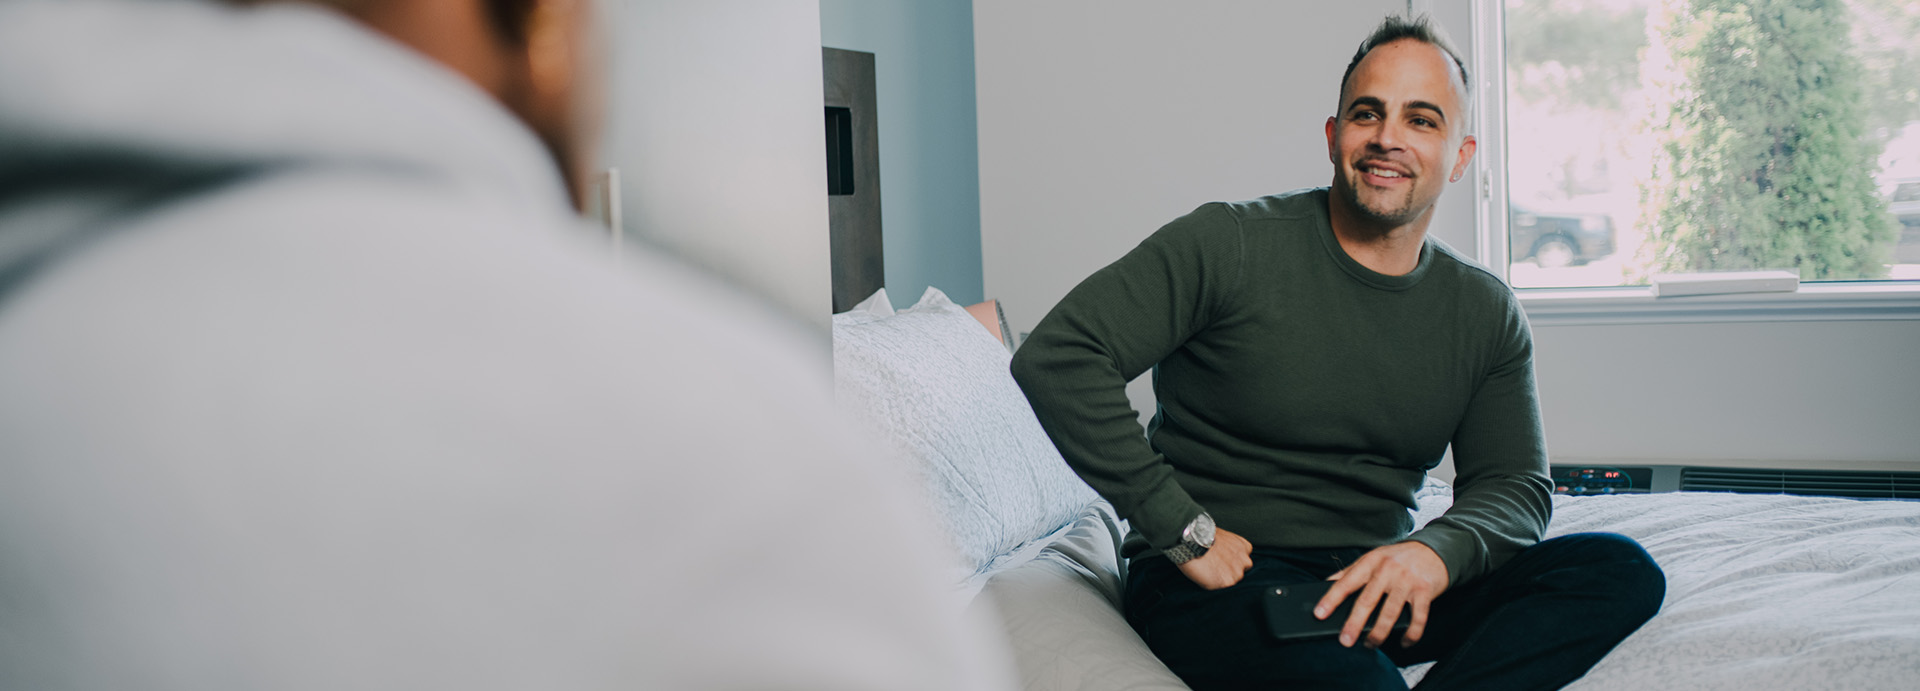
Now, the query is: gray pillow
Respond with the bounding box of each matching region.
[833,287,1098,579]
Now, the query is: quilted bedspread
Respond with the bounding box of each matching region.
[1408,490,1920,690]
[989,487,1920,690]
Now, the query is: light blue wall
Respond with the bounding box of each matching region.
[820,0,983,309]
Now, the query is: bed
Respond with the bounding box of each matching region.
[1410,483,1920,689]
[830,286,1920,690]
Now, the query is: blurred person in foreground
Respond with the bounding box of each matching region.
[0,1,1011,689]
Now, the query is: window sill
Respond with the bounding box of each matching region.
[1517,281,1920,326]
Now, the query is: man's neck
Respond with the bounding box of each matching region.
[1327,190,1432,277]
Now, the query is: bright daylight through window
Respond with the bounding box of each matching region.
[1502,0,1920,289]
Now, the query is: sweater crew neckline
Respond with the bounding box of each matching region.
[1308,188,1436,292]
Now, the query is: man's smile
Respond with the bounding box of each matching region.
[1357,160,1412,186]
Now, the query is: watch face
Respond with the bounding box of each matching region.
[1189,512,1216,548]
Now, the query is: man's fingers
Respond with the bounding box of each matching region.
[1366,594,1406,648]
[1314,563,1368,620]
[1339,579,1387,647]
[1199,562,1239,590]
[1221,548,1252,588]
[1180,549,1252,590]
[1399,595,1430,648]
[1179,526,1253,591]
[1221,560,1249,589]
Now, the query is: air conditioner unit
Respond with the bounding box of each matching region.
[1549,461,1920,501]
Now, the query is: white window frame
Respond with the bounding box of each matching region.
[1466,0,1920,327]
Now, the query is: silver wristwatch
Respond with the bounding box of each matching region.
[1163,512,1216,565]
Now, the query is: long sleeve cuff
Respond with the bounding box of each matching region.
[1130,477,1206,550]
[1404,524,1484,588]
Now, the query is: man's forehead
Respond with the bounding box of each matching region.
[1340,38,1467,112]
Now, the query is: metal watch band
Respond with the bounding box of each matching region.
[1165,511,1215,565]
[1164,541,1204,565]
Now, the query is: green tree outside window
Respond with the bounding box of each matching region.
[1640,0,1897,280]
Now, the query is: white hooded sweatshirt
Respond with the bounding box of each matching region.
[0,1,1012,689]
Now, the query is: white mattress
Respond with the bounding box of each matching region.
[1413,490,1920,690]
[992,487,1920,690]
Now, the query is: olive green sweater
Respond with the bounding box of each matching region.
[1010,189,1553,587]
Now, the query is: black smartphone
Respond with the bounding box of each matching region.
[1262,580,1413,643]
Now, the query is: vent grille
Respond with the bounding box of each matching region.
[1680,468,1920,500]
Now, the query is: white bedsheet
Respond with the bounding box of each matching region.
[1414,491,1920,690]
[987,486,1920,690]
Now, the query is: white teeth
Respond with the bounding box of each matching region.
[1366,167,1404,178]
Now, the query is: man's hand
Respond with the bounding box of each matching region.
[1316,541,1449,649]
[1174,527,1253,590]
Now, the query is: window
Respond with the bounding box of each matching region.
[1489,0,1920,290]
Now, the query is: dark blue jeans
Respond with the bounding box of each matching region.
[1124,533,1664,690]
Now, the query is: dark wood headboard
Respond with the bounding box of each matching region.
[824,47,884,313]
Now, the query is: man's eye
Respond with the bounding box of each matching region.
[1354,111,1379,121]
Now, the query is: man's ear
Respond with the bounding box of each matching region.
[517,1,570,101]
[1325,116,1338,164]
[1450,134,1477,183]
[515,0,595,210]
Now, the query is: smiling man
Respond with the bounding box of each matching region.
[1012,15,1664,690]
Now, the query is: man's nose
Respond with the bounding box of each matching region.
[1368,118,1402,151]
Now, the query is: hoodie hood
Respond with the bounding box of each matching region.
[0,0,573,298]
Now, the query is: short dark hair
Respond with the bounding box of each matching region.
[481,0,538,46]
[1338,14,1471,112]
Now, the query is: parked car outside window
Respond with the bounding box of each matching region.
[1889,179,1920,227]
[1509,204,1617,268]
[1887,178,1920,264]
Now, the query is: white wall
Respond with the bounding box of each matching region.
[602,0,833,332]
[976,0,1427,427]
[976,1,1920,471]
[976,0,1406,341]
[1533,319,1920,469]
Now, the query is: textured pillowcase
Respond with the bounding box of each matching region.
[833,287,1098,579]
[1411,475,1453,530]
[842,287,896,320]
